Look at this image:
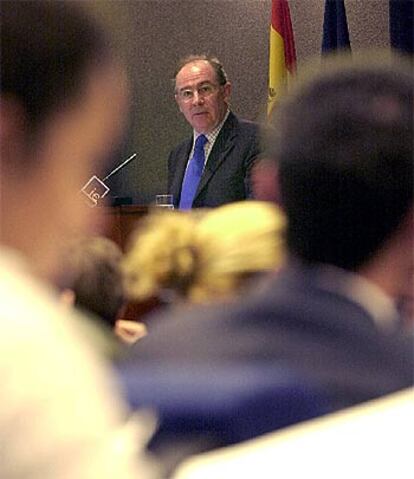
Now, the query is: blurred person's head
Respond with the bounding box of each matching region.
[123,201,285,304]
[0,1,128,279]
[269,54,413,298]
[61,237,126,328]
[60,236,147,344]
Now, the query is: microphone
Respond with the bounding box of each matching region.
[80,153,137,207]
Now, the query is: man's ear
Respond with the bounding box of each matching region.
[175,94,183,114]
[60,288,76,307]
[223,82,232,103]
[251,159,282,207]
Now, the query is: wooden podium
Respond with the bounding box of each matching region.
[100,204,148,250]
[99,204,162,322]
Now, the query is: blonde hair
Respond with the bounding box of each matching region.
[123,201,286,304]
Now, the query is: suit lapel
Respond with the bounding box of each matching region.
[194,113,238,200]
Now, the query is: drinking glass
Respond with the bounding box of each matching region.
[155,194,174,209]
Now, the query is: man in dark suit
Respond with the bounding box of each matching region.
[168,55,261,209]
[122,58,413,444]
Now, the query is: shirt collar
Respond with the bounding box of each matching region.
[193,109,230,144]
[308,264,400,331]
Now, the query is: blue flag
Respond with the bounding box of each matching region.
[389,0,413,54]
[322,0,351,53]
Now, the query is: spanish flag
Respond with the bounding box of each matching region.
[268,0,297,115]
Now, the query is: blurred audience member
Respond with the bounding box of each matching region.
[61,236,146,344]
[0,1,144,477]
[123,201,286,306]
[123,55,413,416]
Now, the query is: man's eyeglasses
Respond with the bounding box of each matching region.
[176,83,220,102]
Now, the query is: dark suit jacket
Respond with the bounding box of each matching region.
[168,112,261,208]
[123,265,413,411]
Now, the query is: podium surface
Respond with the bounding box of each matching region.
[99,204,159,322]
[100,205,148,250]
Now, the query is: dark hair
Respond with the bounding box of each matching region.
[1,1,112,136]
[174,54,228,86]
[64,237,126,328]
[272,60,413,270]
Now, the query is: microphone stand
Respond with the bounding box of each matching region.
[80,153,137,207]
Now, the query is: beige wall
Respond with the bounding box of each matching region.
[88,0,391,204]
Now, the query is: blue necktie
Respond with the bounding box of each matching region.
[179,134,208,210]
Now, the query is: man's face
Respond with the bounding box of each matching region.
[175,60,231,134]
